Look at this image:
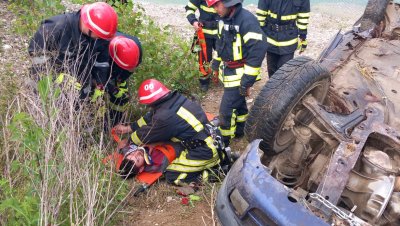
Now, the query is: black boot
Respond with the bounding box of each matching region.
[199,78,210,92]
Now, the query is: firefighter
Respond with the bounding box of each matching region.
[113,79,221,185]
[106,33,142,127]
[28,2,118,99]
[185,0,219,91]
[207,0,268,146]
[256,0,310,77]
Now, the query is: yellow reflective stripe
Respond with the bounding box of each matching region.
[55,73,64,84]
[137,117,147,127]
[223,80,241,87]
[186,10,195,16]
[171,137,181,142]
[223,75,242,82]
[202,28,218,35]
[213,56,221,61]
[256,9,268,15]
[244,64,260,76]
[297,18,309,24]
[130,131,143,145]
[257,15,267,21]
[297,23,307,30]
[174,173,188,185]
[55,73,81,90]
[281,14,297,20]
[298,12,310,17]
[237,113,248,122]
[260,21,266,26]
[119,81,127,87]
[202,170,209,182]
[167,161,218,172]
[114,88,128,98]
[268,11,277,19]
[222,68,244,87]
[167,142,219,172]
[187,2,198,10]
[243,32,262,43]
[200,4,216,13]
[108,102,128,112]
[233,33,242,61]
[177,107,204,132]
[219,127,235,136]
[267,37,298,47]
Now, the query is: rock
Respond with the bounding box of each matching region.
[2,44,12,50]
[166,196,173,202]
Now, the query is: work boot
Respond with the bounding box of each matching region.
[199,78,210,92]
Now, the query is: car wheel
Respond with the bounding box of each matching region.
[245,56,331,154]
[359,0,390,32]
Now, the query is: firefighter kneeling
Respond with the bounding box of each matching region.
[113,79,231,186]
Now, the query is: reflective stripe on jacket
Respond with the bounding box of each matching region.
[211,4,267,88]
[185,0,219,39]
[256,0,310,55]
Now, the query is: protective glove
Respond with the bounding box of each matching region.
[91,85,105,102]
[239,85,250,97]
[297,38,308,54]
[212,70,219,84]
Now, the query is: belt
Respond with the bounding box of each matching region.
[200,20,218,29]
[267,23,296,32]
[225,60,245,69]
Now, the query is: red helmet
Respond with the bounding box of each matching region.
[206,0,221,7]
[138,79,171,105]
[109,36,140,71]
[80,2,118,39]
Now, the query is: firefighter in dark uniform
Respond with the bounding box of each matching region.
[106,33,142,127]
[28,2,118,100]
[113,79,221,185]
[207,0,268,146]
[256,0,310,77]
[185,0,219,91]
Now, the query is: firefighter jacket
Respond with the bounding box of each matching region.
[256,0,310,55]
[211,4,268,89]
[107,32,143,113]
[28,11,109,86]
[185,0,219,39]
[129,91,220,173]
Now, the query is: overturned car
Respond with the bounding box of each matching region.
[216,0,400,225]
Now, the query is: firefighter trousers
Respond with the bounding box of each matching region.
[266,51,294,78]
[218,88,248,146]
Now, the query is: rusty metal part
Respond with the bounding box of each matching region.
[303,95,366,141]
[312,105,400,217]
[275,126,312,186]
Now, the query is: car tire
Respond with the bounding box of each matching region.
[359,0,390,32]
[245,56,331,154]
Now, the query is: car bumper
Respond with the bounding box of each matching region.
[216,139,329,226]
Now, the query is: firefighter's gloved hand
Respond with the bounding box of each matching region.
[91,86,105,102]
[239,85,250,97]
[298,38,308,54]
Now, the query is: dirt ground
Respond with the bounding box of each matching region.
[0,1,364,225]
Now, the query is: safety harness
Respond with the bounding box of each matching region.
[191,28,212,76]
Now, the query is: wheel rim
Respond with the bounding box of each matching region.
[273,79,330,152]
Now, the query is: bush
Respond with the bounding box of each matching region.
[1,0,200,225]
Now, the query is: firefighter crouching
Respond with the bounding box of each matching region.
[207,0,268,146]
[185,0,219,91]
[105,33,142,128]
[113,79,225,185]
[28,2,118,99]
[256,0,310,77]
